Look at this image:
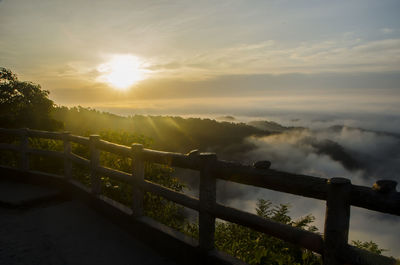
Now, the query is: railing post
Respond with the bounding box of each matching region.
[199,152,217,252]
[20,128,29,171]
[89,135,101,195]
[62,132,72,180]
[131,143,144,217]
[323,177,351,265]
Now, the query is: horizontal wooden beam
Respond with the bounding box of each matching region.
[142,148,201,170]
[1,129,399,265]
[68,152,90,167]
[95,164,200,210]
[68,178,92,193]
[27,148,64,158]
[350,184,400,216]
[213,160,328,200]
[212,160,400,216]
[141,180,200,211]
[96,139,131,157]
[26,129,63,140]
[68,135,89,146]
[95,166,132,183]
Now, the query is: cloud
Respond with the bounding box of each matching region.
[245,126,400,183]
[209,125,400,256]
[150,37,400,78]
[381,28,395,34]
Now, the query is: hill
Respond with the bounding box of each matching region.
[52,106,270,159]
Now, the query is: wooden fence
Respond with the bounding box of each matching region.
[0,128,398,265]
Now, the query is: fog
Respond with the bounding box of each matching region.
[217,125,400,256]
[175,122,400,256]
[98,94,400,256]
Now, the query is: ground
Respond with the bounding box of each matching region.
[0,179,178,265]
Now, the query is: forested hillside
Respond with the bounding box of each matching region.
[52,106,270,159]
[1,68,393,264]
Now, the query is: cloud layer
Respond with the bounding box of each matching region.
[215,125,400,256]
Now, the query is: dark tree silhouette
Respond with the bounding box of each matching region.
[0,67,62,130]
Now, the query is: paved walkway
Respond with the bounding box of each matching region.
[0,179,178,265]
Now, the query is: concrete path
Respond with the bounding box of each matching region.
[0,179,178,265]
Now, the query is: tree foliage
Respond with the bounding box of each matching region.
[51,105,269,158]
[0,67,62,130]
[186,199,322,265]
[0,68,393,264]
[351,240,387,255]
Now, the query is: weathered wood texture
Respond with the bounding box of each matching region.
[68,152,90,166]
[68,134,89,145]
[62,132,72,179]
[213,160,400,215]
[214,160,328,200]
[323,178,351,265]
[141,180,200,210]
[96,166,131,183]
[26,148,64,158]
[139,150,399,215]
[349,184,399,215]
[141,148,201,170]
[97,139,131,157]
[131,143,144,217]
[199,153,217,251]
[0,128,398,265]
[26,129,63,140]
[90,135,101,195]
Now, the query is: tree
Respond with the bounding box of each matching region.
[351,240,386,255]
[0,67,62,130]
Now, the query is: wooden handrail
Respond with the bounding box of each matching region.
[212,160,400,215]
[96,139,130,157]
[68,134,89,145]
[0,128,398,265]
[68,152,90,166]
[26,148,64,158]
[26,128,63,140]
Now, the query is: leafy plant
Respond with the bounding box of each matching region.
[185,199,323,265]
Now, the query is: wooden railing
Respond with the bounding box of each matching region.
[0,128,398,265]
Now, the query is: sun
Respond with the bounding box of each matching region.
[97,54,146,90]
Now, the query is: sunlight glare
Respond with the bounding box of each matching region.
[97,54,146,90]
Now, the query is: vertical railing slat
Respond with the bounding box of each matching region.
[63,132,72,179]
[0,128,395,265]
[199,153,217,251]
[90,135,101,194]
[131,143,144,217]
[323,177,351,265]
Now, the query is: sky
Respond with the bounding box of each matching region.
[1,0,400,256]
[1,0,400,126]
